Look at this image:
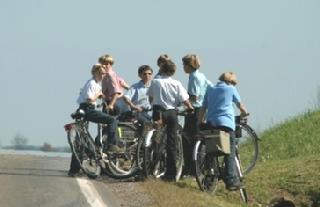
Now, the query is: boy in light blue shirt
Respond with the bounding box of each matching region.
[199,72,248,191]
[182,54,212,176]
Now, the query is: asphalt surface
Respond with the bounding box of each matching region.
[0,154,120,207]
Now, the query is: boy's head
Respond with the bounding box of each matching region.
[138,65,153,82]
[182,54,201,71]
[91,64,106,77]
[160,60,176,76]
[219,72,238,85]
[98,54,114,66]
[157,54,171,67]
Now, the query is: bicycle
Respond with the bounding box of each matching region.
[138,109,187,182]
[104,109,150,179]
[64,108,101,179]
[64,106,140,179]
[193,115,259,203]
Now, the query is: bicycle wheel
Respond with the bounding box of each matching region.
[193,140,219,193]
[104,123,140,178]
[236,124,259,175]
[136,136,145,170]
[67,127,101,179]
[143,127,167,178]
[175,125,184,181]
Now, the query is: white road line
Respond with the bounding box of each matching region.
[76,178,108,207]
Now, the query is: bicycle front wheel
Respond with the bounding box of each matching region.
[103,123,140,179]
[175,125,184,182]
[193,140,219,193]
[236,124,259,175]
[67,127,101,179]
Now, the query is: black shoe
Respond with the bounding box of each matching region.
[226,181,245,191]
[68,171,78,177]
[161,174,176,182]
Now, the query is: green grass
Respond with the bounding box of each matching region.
[140,110,320,206]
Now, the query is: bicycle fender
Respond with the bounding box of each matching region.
[144,130,154,147]
[193,140,202,161]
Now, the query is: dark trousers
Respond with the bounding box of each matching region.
[69,153,80,174]
[183,107,200,175]
[161,109,178,178]
[80,103,117,146]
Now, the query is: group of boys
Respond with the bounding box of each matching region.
[68,53,248,191]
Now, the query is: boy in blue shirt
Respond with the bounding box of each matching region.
[198,72,248,190]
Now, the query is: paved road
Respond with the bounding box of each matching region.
[0,154,120,207]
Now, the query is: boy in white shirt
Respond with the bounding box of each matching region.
[148,60,193,181]
[68,64,117,176]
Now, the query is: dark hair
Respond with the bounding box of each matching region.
[138,65,153,75]
[157,54,171,67]
[160,60,176,76]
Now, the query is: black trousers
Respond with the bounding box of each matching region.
[182,107,200,175]
[161,109,178,178]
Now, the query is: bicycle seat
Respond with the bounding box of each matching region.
[71,109,86,119]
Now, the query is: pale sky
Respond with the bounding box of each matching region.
[1,0,319,146]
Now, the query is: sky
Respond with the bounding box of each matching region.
[0,0,319,147]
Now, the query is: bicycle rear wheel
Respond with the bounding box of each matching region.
[103,123,140,179]
[67,127,101,179]
[193,140,219,193]
[236,124,259,175]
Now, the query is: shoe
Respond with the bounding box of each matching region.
[161,176,175,182]
[68,171,79,177]
[226,181,245,191]
[107,145,125,153]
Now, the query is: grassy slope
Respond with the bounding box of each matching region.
[141,110,320,207]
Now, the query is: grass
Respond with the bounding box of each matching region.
[138,110,320,207]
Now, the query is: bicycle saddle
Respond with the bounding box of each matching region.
[71,109,86,119]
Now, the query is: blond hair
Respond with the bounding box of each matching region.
[91,64,105,76]
[219,72,238,85]
[98,54,114,65]
[182,54,201,69]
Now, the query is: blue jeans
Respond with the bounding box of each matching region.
[223,130,239,185]
[80,103,117,145]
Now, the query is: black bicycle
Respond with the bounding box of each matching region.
[64,107,140,179]
[193,115,259,203]
[138,109,186,182]
[64,109,101,179]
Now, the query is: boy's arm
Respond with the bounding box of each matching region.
[198,107,207,124]
[107,93,121,110]
[236,102,248,116]
[123,96,142,112]
[87,92,104,104]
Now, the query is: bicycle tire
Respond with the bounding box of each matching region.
[67,126,101,179]
[143,127,167,178]
[102,123,140,179]
[175,125,184,181]
[236,123,259,175]
[193,140,219,193]
[136,135,145,170]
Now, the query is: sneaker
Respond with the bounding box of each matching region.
[226,181,245,191]
[107,145,125,153]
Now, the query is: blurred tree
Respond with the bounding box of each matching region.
[40,142,53,152]
[11,133,28,149]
